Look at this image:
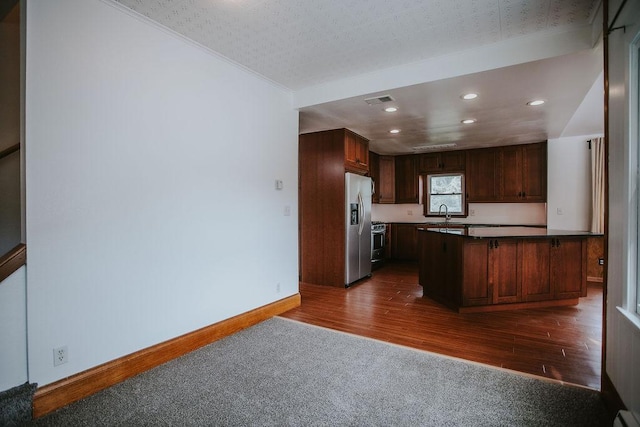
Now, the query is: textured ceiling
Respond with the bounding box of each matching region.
[114,0,604,154]
[115,0,601,91]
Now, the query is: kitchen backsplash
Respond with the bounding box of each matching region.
[371,202,547,225]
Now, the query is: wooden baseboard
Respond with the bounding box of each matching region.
[601,371,626,418]
[587,276,604,283]
[33,293,301,418]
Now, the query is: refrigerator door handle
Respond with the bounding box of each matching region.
[357,192,365,235]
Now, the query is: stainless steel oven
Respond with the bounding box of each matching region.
[371,222,386,266]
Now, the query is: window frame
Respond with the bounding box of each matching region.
[634,35,640,316]
[423,172,467,217]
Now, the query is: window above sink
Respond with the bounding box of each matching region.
[424,172,466,217]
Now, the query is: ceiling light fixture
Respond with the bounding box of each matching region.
[461,93,478,100]
[384,106,398,112]
[389,129,400,134]
[527,100,545,106]
[461,119,476,124]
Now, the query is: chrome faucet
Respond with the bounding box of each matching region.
[438,204,451,223]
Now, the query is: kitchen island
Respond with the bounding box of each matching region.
[418,226,600,312]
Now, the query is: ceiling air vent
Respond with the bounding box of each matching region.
[364,95,395,105]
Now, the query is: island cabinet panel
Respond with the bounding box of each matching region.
[418,229,589,312]
[462,241,491,306]
[552,238,587,299]
[395,155,419,203]
[462,239,520,306]
[420,232,461,306]
[520,239,553,302]
[491,239,520,304]
[520,237,586,301]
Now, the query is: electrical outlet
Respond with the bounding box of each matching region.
[407,210,413,216]
[283,205,291,216]
[276,282,281,293]
[599,258,604,266]
[53,346,68,366]
[556,207,564,215]
[470,209,475,216]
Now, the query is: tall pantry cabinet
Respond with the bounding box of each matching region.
[299,129,369,287]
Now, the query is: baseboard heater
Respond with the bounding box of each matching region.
[614,411,640,427]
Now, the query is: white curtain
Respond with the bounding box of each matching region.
[590,137,605,233]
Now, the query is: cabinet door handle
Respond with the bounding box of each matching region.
[556,239,560,247]
[522,192,526,198]
[442,242,447,252]
[494,239,499,248]
[489,240,494,249]
[551,239,555,247]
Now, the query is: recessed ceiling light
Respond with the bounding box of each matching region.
[461,93,478,100]
[461,119,476,124]
[389,129,400,134]
[527,100,545,106]
[384,106,398,112]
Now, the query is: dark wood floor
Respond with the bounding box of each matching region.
[280,261,603,390]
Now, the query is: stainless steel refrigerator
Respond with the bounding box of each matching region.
[345,172,372,286]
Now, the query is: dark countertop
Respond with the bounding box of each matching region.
[382,222,545,227]
[418,226,602,238]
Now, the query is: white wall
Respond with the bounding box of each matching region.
[546,135,596,231]
[25,0,298,387]
[606,0,640,419]
[0,267,27,391]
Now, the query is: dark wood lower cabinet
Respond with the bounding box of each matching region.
[419,231,588,312]
[491,239,520,304]
[391,224,419,261]
[462,238,519,306]
[520,239,552,302]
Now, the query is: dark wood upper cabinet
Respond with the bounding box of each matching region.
[520,143,547,201]
[378,155,396,203]
[374,141,546,205]
[395,155,419,203]
[499,142,546,202]
[467,142,547,203]
[419,151,466,173]
[369,152,380,203]
[344,130,369,174]
[466,148,500,202]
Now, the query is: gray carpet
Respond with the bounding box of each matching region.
[30,317,611,426]
[0,382,36,426]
